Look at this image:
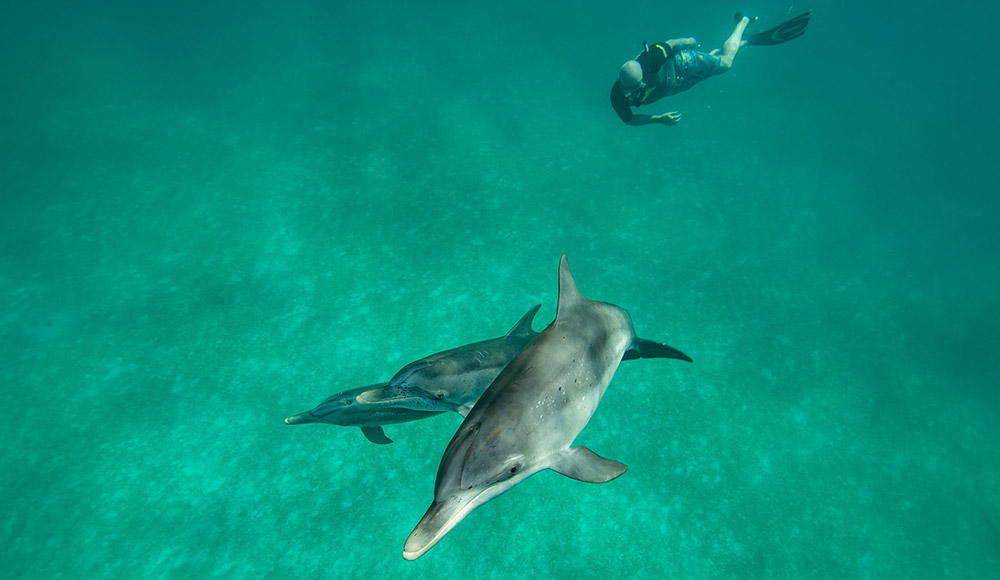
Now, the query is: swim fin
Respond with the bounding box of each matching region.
[747,10,811,46]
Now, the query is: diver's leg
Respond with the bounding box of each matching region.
[714,17,751,72]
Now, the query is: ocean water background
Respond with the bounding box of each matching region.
[2,0,998,578]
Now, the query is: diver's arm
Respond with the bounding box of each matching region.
[628,112,682,126]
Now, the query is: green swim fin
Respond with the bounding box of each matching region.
[747,10,811,46]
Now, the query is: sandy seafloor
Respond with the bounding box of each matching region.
[2,1,998,578]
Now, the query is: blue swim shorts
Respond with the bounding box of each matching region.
[670,49,723,94]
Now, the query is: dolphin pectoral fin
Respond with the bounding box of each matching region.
[361,426,393,444]
[549,446,628,483]
[625,338,693,362]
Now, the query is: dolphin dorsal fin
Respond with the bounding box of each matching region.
[504,304,541,338]
[556,254,586,321]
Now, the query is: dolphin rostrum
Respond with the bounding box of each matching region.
[401,254,691,559]
[355,305,542,417]
[285,383,443,444]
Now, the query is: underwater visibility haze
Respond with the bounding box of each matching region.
[1,0,998,578]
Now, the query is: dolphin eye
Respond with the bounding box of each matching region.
[435,392,445,400]
[504,456,525,478]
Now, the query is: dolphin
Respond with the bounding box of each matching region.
[401,254,691,560]
[285,383,443,444]
[357,303,690,418]
[355,305,542,417]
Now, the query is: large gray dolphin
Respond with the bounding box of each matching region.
[355,305,542,417]
[285,383,443,444]
[402,254,691,560]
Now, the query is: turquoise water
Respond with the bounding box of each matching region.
[3,1,998,578]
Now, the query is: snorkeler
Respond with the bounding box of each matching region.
[610,10,811,126]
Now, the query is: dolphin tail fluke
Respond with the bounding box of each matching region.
[361,426,393,444]
[624,338,693,362]
[549,446,627,483]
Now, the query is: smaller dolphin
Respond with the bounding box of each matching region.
[285,383,443,444]
[355,305,542,417]
[402,255,692,559]
[356,305,690,418]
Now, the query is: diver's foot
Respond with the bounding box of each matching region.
[734,11,758,25]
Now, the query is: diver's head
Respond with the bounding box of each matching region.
[619,60,645,101]
[619,60,643,90]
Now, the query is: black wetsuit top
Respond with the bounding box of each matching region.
[610,42,674,124]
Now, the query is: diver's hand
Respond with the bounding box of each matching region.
[655,112,682,125]
[626,112,681,127]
